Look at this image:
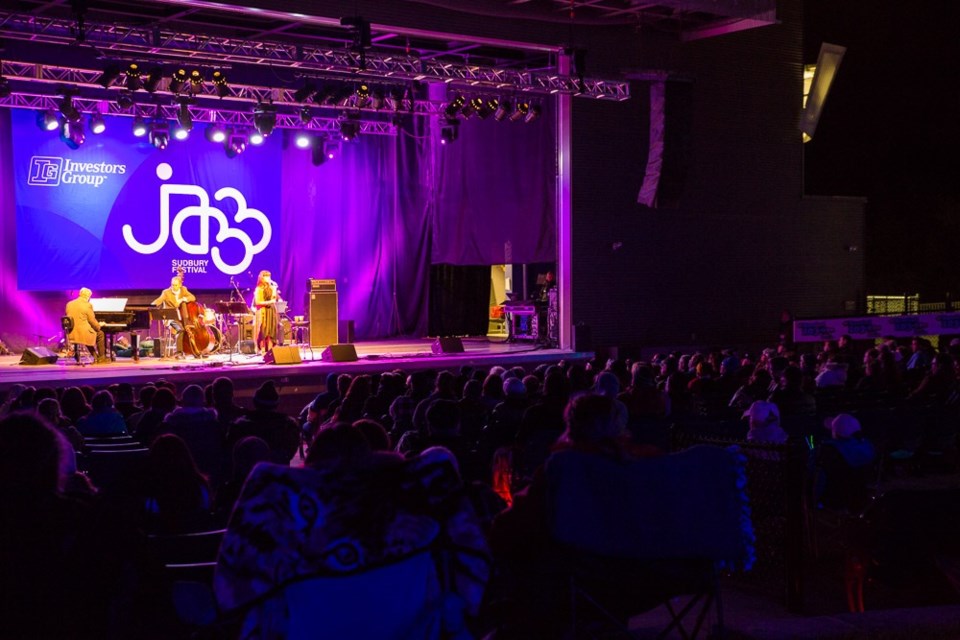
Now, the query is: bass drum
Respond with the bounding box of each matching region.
[176,325,223,355]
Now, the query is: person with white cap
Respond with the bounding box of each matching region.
[813,413,876,510]
[743,400,788,444]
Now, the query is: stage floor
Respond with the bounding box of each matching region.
[0,337,591,394]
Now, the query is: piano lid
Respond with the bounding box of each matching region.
[91,297,128,312]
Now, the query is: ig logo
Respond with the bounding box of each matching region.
[28,156,64,186]
[122,163,272,275]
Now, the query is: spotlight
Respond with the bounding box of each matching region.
[211,70,229,98]
[479,97,498,119]
[294,131,312,149]
[225,133,247,158]
[440,118,459,145]
[143,67,164,93]
[89,110,106,134]
[249,130,265,146]
[57,95,81,123]
[311,142,327,166]
[97,65,121,89]
[125,63,142,91]
[444,95,465,119]
[253,102,277,137]
[176,101,193,132]
[524,102,542,123]
[116,92,135,110]
[205,123,226,144]
[509,99,529,122]
[370,88,385,110]
[149,121,170,150]
[36,110,60,131]
[131,115,147,137]
[339,117,360,141]
[294,82,317,103]
[323,138,340,160]
[189,69,204,94]
[460,97,479,119]
[355,84,370,108]
[169,68,187,94]
[493,97,512,121]
[60,119,85,149]
[298,106,312,126]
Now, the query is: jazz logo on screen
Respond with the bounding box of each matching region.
[27,156,64,187]
[122,163,272,276]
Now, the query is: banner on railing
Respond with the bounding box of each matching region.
[11,109,281,290]
[794,312,960,342]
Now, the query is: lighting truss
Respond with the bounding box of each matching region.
[0,12,629,101]
[0,60,449,118]
[0,92,399,137]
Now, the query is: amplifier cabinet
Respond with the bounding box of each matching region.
[307,291,338,347]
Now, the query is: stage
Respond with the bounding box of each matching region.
[0,338,592,405]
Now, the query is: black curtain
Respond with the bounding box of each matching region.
[428,264,490,337]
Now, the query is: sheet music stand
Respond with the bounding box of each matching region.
[216,301,252,359]
[150,308,181,358]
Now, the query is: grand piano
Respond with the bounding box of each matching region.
[90,296,153,359]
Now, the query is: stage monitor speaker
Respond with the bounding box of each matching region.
[264,345,302,365]
[431,337,464,354]
[321,343,358,362]
[307,291,338,347]
[20,346,59,365]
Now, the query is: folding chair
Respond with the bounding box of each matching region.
[545,445,755,639]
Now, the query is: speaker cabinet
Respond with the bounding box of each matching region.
[307,291,338,347]
[321,343,358,362]
[264,345,302,365]
[20,346,59,365]
[431,337,464,354]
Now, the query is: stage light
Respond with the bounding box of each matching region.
[253,102,277,136]
[460,97,479,119]
[37,110,60,131]
[444,95,465,118]
[131,115,147,137]
[440,118,459,145]
[355,83,370,108]
[294,81,316,103]
[323,138,340,160]
[97,65,121,89]
[294,131,312,149]
[524,102,542,123]
[60,119,85,149]
[176,100,193,132]
[89,110,106,134]
[479,97,498,119]
[143,67,164,93]
[57,95,81,123]
[116,92,135,110]
[211,70,229,98]
[509,99,529,122]
[125,63,142,91]
[493,97,512,121]
[205,123,227,143]
[225,133,247,158]
[172,124,189,140]
[169,68,187,94]
[189,69,204,94]
[0,77,9,99]
[149,121,170,150]
[339,117,360,141]
[370,87,385,110]
[249,130,265,145]
[298,106,312,125]
[311,142,327,166]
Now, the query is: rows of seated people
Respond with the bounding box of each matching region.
[1,335,958,637]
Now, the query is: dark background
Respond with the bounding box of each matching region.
[803,0,960,300]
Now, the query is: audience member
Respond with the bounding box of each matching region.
[140,433,213,533]
[743,400,788,444]
[75,389,128,436]
[227,380,301,466]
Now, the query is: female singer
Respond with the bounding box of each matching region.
[253,270,280,355]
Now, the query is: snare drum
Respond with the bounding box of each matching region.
[203,307,217,324]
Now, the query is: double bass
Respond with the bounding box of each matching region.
[176,267,211,357]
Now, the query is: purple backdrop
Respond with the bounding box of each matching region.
[0,108,555,350]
